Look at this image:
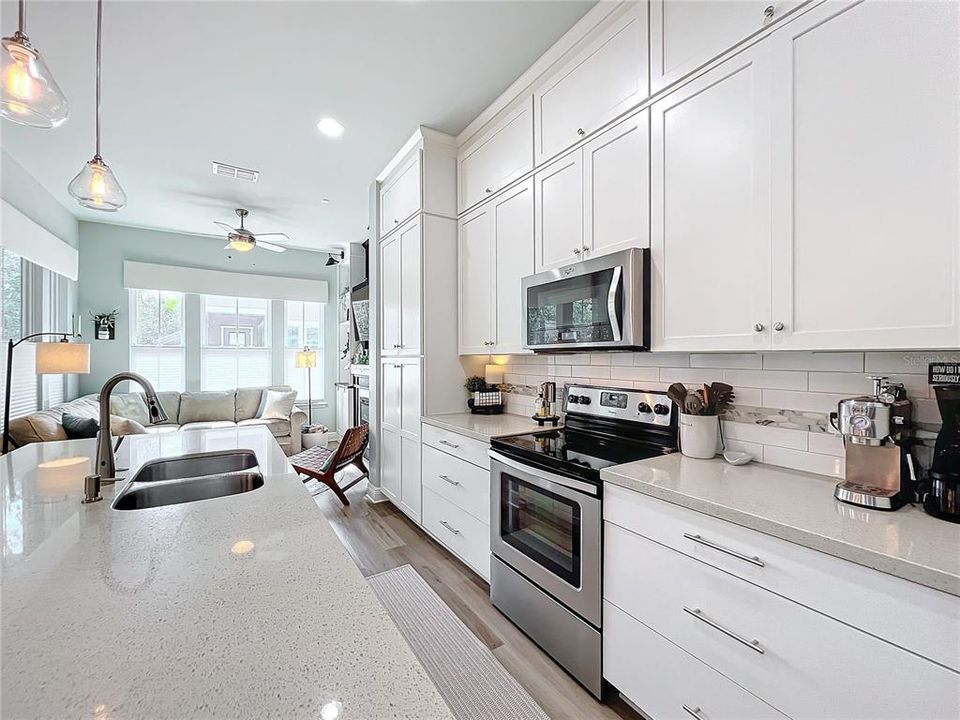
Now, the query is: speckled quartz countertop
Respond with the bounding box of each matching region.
[1,427,452,720]
[601,454,960,596]
[422,412,559,442]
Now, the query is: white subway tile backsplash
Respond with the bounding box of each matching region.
[590,353,612,365]
[659,367,723,385]
[721,421,808,450]
[807,431,844,457]
[724,369,808,390]
[728,387,763,406]
[864,350,960,375]
[691,353,762,369]
[573,365,609,379]
[761,389,848,415]
[762,352,864,372]
[548,365,572,377]
[610,366,660,382]
[763,446,845,479]
[807,371,930,399]
[635,352,690,367]
[610,353,636,366]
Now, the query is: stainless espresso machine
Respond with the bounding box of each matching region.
[831,376,917,510]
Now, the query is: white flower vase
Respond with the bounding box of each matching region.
[680,414,720,459]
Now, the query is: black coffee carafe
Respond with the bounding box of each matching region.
[924,386,960,522]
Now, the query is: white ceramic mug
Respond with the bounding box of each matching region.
[680,414,719,459]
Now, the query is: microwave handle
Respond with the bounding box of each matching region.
[608,265,623,342]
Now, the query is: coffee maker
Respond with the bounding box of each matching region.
[831,376,916,511]
[923,386,960,522]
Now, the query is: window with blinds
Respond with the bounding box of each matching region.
[0,249,36,430]
[283,300,325,401]
[129,289,185,392]
[200,295,271,391]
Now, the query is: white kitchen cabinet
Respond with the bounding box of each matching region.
[458,97,533,214]
[534,151,584,271]
[380,153,421,234]
[534,2,649,164]
[380,425,401,504]
[458,205,495,354]
[380,234,401,355]
[380,216,421,357]
[459,180,534,354]
[768,0,960,350]
[651,44,772,352]
[650,0,803,94]
[399,434,421,522]
[582,110,649,258]
[381,358,422,523]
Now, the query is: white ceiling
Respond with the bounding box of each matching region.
[0,0,594,251]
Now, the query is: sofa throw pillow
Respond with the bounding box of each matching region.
[259,389,297,420]
[110,416,148,437]
[179,391,236,424]
[62,413,99,439]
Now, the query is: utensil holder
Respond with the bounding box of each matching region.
[680,414,719,459]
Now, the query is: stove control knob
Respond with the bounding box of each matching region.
[578,395,591,405]
[653,403,670,416]
[637,402,652,414]
[567,395,579,405]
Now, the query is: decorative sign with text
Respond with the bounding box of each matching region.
[929,362,960,385]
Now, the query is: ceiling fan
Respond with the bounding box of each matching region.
[214,208,288,253]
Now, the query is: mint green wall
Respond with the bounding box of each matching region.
[77,221,338,428]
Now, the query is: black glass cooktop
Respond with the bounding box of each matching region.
[491,427,675,483]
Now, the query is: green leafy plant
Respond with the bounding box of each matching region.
[464,376,487,393]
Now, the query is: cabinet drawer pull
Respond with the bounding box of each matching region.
[683,607,765,654]
[753,322,765,332]
[682,705,703,720]
[394,218,399,224]
[573,248,582,255]
[439,474,461,486]
[763,4,775,20]
[577,127,586,136]
[485,187,492,193]
[683,532,764,567]
[773,321,785,332]
[440,520,461,536]
[438,440,460,449]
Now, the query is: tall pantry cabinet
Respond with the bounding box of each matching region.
[377,128,464,523]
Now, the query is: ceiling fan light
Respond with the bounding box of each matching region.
[67,156,126,211]
[0,34,69,127]
[227,238,255,252]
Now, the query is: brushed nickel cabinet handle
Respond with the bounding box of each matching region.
[440,520,461,535]
[485,187,492,193]
[439,474,461,486]
[577,127,586,136]
[683,532,764,567]
[683,607,765,654]
[439,440,460,449]
[682,705,703,720]
[773,322,785,332]
[764,5,775,20]
[753,322,765,332]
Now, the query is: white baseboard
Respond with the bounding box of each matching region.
[364,485,389,503]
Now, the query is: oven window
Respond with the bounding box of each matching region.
[500,473,581,587]
[526,267,621,345]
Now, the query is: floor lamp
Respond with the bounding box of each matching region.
[3,334,91,453]
[295,346,317,427]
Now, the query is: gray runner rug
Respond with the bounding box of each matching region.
[368,564,551,720]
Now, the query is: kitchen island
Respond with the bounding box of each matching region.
[1,426,453,720]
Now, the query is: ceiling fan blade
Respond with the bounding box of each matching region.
[213,221,235,233]
[223,243,233,250]
[254,232,290,240]
[257,240,287,253]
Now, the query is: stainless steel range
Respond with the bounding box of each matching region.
[489,384,678,698]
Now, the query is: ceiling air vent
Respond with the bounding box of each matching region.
[212,161,259,183]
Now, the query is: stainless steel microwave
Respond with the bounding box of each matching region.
[522,248,649,351]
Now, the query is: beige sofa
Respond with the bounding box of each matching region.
[7,386,308,455]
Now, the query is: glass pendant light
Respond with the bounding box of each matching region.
[67,0,126,211]
[0,0,69,127]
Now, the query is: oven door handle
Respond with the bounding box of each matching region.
[607,265,622,342]
[489,451,599,497]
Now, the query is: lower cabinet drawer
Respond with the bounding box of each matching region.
[422,487,490,580]
[422,423,491,469]
[605,522,960,720]
[604,601,786,720]
[421,444,490,523]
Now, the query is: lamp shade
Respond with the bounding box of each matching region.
[295,347,317,369]
[36,341,90,374]
[484,364,504,386]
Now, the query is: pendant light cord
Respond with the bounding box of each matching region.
[95,0,102,158]
[18,0,25,35]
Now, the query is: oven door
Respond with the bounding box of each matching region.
[522,248,648,351]
[490,451,601,627]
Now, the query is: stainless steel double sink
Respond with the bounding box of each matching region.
[112,449,264,510]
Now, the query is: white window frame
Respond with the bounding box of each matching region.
[200,295,272,391]
[128,288,186,393]
[283,300,326,405]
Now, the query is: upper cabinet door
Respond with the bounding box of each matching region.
[534,3,649,165]
[583,109,650,258]
[651,46,772,352]
[494,180,535,354]
[380,235,401,354]
[458,205,495,354]
[770,0,960,350]
[650,0,802,95]
[459,98,534,213]
[398,216,422,355]
[534,150,584,271]
[380,154,422,234]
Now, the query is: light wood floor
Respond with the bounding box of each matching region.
[310,478,639,720]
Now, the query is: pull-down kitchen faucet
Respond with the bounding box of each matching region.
[95,372,169,483]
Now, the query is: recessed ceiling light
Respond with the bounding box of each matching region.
[320,198,330,204]
[317,117,344,138]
